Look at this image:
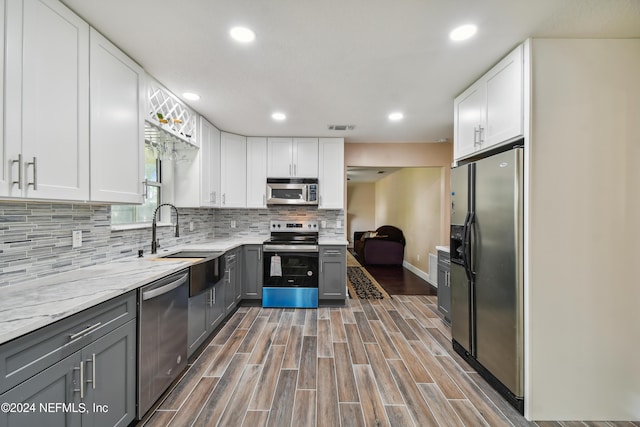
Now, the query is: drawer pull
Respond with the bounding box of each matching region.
[69,322,102,341]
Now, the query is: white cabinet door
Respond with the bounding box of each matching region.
[246,137,267,208]
[267,137,293,177]
[0,0,6,195]
[200,118,221,207]
[485,44,524,147]
[293,138,318,178]
[454,80,485,160]
[89,28,145,203]
[318,138,344,209]
[220,132,246,207]
[4,0,89,200]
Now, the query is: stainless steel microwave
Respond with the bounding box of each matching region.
[266,178,318,206]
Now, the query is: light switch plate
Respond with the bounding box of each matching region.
[72,230,82,249]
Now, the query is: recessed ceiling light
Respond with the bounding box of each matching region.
[449,24,477,41]
[230,26,256,43]
[388,112,404,121]
[272,112,286,121]
[182,92,200,101]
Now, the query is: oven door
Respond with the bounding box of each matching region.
[262,247,319,308]
[262,249,318,287]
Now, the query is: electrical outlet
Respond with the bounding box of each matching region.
[189,221,195,232]
[417,254,420,261]
[336,220,342,229]
[321,220,327,229]
[72,230,82,249]
[231,220,236,228]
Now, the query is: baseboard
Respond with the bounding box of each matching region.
[402,261,437,287]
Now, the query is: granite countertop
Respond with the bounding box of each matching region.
[0,236,268,346]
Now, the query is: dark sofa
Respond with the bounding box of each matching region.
[353,225,405,266]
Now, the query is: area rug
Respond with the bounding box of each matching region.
[346,252,391,300]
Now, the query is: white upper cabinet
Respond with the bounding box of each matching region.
[292,138,319,178]
[318,138,344,209]
[484,44,524,146]
[246,137,267,208]
[0,0,5,195]
[200,118,221,208]
[3,0,89,200]
[454,44,524,161]
[89,28,145,204]
[220,132,247,208]
[454,80,486,160]
[267,137,318,178]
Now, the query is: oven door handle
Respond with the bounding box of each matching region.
[142,273,188,300]
[263,244,319,253]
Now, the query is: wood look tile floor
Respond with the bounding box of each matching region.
[138,296,639,427]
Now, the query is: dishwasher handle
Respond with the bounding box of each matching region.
[142,273,188,301]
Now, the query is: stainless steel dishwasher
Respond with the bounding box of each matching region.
[137,269,189,419]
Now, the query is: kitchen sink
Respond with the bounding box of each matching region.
[157,251,225,296]
[159,250,223,259]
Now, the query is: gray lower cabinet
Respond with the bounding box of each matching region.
[437,250,451,324]
[188,285,225,358]
[242,245,263,299]
[319,246,347,301]
[224,248,241,313]
[0,292,137,427]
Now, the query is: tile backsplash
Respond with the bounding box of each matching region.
[0,201,344,286]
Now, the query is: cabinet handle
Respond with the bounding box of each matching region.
[258,248,261,261]
[142,179,148,199]
[293,164,297,176]
[11,154,23,189]
[222,193,226,205]
[86,353,96,390]
[212,288,216,305]
[473,127,480,146]
[478,125,485,144]
[74,361,85,399]
[213,191,216,204]
[69,322,102,341]
[26,157,37,190]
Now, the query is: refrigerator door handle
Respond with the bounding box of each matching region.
[461,212,471,281]
[464,211,476,280]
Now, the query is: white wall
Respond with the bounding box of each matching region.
[526,39,640,420]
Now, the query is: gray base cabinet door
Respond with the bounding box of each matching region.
[0,353,83,427]
[209,286,225,329]
[82,320,136,427]
[188,286,226,358]
[242,245,263,299]
[188,291,209,357]
[319,246,347,300]
[224,249,240,312]
[437,251,451,324]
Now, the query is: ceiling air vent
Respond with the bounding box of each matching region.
[328,124,355,131]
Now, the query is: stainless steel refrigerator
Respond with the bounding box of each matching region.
[450,147,524,413]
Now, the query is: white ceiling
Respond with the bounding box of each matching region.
[62,0,640,143]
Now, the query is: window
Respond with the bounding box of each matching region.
[111,148,162,225]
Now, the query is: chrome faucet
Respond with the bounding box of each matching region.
[151,203,180,254]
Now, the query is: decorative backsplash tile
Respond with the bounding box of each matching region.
[0,201,344,286]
